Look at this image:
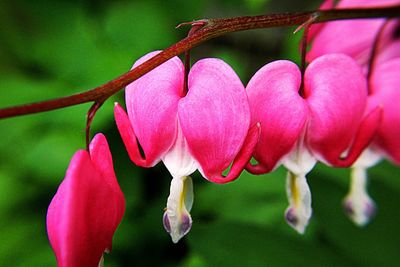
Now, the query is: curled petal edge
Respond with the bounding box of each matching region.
[324,106,382,167]
[204,123,261,184]
[246,161,273,175]
[114,103,150,167]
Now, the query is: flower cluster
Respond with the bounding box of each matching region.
[308,0,400,226]
[45,0,400,266]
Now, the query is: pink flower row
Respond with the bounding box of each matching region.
[45,0,400,266]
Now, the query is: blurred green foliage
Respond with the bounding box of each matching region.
[0,0,399,266]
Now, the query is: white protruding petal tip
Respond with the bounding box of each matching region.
[163,210,192,243]
[163,176,194,243]
[98,255,105,267]
[343,167,376,226]
[343,195,376,226]
[285,172,312,234]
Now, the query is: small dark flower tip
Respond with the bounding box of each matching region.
[285,208,298,226]
[343,200,354,216]
[364,201,377,220]
[163,211,171,233]
[179,213,192,236]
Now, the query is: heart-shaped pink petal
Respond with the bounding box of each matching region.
[371,58,400,164]
[178,58,251,183]
[124,51,184,166]
[304,54,368,165]
[246,60,308,174]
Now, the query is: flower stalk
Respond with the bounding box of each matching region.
[0,5,399,120]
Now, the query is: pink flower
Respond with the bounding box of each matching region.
[342,57,400,225]
[114,51,259,242]
[370,58,400,163]
[308,0,400,226]
[46,133,125,267]
[246,54,380,233]
[307,0,400,65]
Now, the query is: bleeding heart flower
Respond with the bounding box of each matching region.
[308,0,400,226]
[114,51,260,243]
[46,133,125,267]
[246,54,380,233]
[370,58,400,163]
[346,59,400,226]
[307,0,400,65]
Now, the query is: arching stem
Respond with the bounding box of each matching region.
[0,5,399,119]
[86,100,104,150]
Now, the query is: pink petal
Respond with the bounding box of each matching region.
[178,58,250,183]
[336,0,400,7]
[376,38,400,66]
[89,133,125,235]
[307,0,335,42]
[330,104,382,167]
[125,51,184,166]
[371,58,400,164]
[210,123,260,184]
[307,19,385,64]
[304,54,368,165]
[307,1,400,64]
[246,60,308,174]
[114,102,147,166]
[47,135,125,267]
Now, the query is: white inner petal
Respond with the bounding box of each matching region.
[285,171,312,234]
[164,176,194,243]
[98,255,104,267]
[352,147,382,168]
[282,137,317,176]
[343,166,376,226]
[162,122,198,178]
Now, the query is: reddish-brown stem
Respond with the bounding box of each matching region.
[297,14,318,97]
[367,19,392,93]
[86,100,104,150]
[0,6,399,119]
[182,21,208,96]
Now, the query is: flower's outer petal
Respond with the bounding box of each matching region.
[207,122,260,184]
[371,58,400,164]
[331,104,382,167]
[125,51,184,166]
[114,103,147,166]
[307,0,335,42]
[377,39,400,64]
[307,0,400,64]
[304,54,368,166]
[163,176,193,243]
[89,133,126,243]
[246,60,308,174]
[376,20,400,64]
[178,58,251,183]
[47,135,125,267]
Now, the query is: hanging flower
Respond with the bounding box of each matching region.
[246,54,380,233]
[114,51,260,242]
[46,134,125,267]
[308,0,400,226]
[307,0,400,65]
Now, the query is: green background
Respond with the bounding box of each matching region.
[0,0,399,266]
